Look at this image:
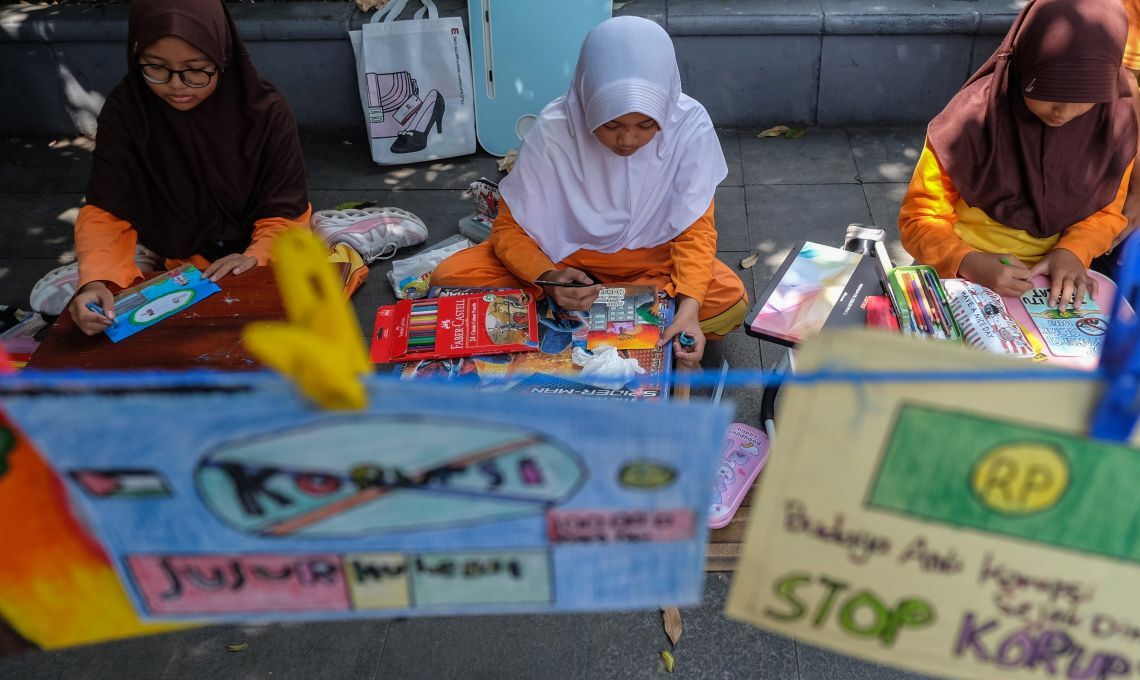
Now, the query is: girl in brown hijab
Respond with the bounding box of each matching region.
[899,0,1137,311]
[67,0,310,335]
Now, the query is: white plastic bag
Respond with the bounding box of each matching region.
[348,0,476,164]
[572,346,646,390]
[387,235,472,299]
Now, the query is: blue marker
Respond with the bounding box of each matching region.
[85,301,116,325]
[678,332,697,349]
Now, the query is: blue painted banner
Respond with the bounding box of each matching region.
[0,372,730,621]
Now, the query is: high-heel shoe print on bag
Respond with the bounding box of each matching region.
[391,90,445,154]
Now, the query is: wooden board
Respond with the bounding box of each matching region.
[28,268,284,371]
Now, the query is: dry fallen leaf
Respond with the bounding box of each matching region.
[784,127,807,140]
[226,643,249,653]
[355,0,390,11]
[740,253,759,269]
[661,650,676,673]
[497,149,519,173]
[662,606,683,646]
[757,125,790,138]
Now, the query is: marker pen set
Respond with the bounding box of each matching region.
[887,265,961,341]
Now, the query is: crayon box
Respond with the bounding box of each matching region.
[371,289,540,363]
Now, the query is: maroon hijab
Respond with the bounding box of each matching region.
[927,0,1136,238]
[86,0,308,260]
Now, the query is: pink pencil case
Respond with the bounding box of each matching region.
[708,422,770,529]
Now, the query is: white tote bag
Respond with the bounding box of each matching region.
[349,0,476,164]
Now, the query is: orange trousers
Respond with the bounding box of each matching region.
[431,242,749,338]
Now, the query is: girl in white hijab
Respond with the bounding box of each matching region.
[432,16,747,363]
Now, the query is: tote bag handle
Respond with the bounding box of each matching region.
[372,0,439,23]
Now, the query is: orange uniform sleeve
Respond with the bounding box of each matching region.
[243,204,313,265]
[488,201,557,284]
[74,204,142,289]
[1056,161,1133,267]
[668,201,718,305]
[898,140,972,278]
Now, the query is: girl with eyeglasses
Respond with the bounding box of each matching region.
[67,0,310,335]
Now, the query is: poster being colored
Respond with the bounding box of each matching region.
[0,373,729,645]
[1017,287,1107,359]
[727,330,1140,680]
[105,264,221,343]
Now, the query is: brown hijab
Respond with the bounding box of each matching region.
[927,0,1137,238]
[86,0,308,260]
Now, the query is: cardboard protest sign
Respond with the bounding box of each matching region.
[0,374,729,648]
[727,330,1140,680]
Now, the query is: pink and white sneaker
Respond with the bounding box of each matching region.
[311,207,429,264]
[29,262,80,317]
[29,244,163,316]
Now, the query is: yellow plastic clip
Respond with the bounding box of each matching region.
[243,230,372,410]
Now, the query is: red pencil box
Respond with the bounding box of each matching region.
[370,289,540,363]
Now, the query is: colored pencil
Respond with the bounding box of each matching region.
[913,270,947,337]
[406,300,439,353]
[894,273,919,335]
[890,273,919,335]
[903,273,933,336]
[921,269,956,337]
[912,272,944,338]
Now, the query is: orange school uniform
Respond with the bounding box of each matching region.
[431,200,748,337]
[898,139,1132,278]
[74,203,313,289]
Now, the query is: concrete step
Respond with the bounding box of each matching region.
[0,0,1015,135]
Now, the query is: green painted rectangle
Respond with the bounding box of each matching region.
[409,550,551,607]
[868,405,1140,561]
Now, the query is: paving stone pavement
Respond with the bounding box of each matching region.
[0,127,936,680]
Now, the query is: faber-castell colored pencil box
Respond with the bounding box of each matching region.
[887,265,962,342]
[370,289,540,363]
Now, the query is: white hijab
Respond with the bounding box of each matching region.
[499,16,727,264]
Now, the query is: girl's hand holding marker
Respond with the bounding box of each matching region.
[536,267,602,311]
[72,281,117,336]
[84,302,117,326]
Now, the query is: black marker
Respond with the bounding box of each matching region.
[534,279,595,288]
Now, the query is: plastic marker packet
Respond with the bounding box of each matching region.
[103,265,221,343]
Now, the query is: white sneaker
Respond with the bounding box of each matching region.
[30,262,79,317]
[30,245,162,316]
[134,243,162,272]
[311,207,429,264]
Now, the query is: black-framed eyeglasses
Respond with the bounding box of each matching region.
[138,63,218,88]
